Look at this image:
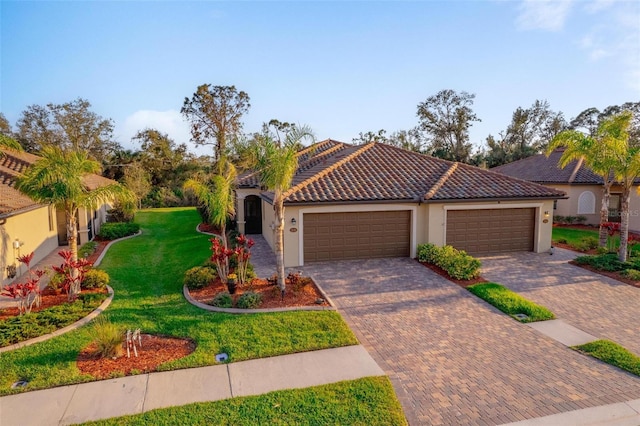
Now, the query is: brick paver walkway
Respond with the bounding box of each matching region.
[303,258,640,425]
[481,248,640,357]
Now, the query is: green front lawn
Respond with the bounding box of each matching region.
[84,376,407,426]
[0,208,358,395]
[467,283,555,323]
[552,227,598,246]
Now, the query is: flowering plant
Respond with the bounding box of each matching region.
[234,234,255,286]
[210,238,234,283]
[51,250,92,301]
[1,252,44,315]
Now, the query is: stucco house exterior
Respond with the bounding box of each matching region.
[492,149,640,231]
[236,140,565,267]
[1,149,115,288]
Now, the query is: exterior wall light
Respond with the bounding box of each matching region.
[544,211,550,218]
[291,218,297,225]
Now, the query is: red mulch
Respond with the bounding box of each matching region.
[189,277,330,309]
[77,334,196,379]
[197,223,222,234]
[86,240,111,264]
[553,224,599,231]
[552,241,599,255]
[0,287,108,320]
[417,261,488,288]
[569,261,640,288]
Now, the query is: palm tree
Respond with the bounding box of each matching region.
[547,117,621,247]
[605,112,638,260]
[253,126,314,295]
[184,160,237,247]
[15,146,134,291]
[0,134,22,153]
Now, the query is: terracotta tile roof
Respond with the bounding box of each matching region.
[0,149,117,218]
[492,150,603,184]
[245,140,565,205]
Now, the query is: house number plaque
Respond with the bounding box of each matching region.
[290,228,298,232]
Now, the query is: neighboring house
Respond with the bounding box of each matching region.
[0,149,115,288]
[236,140,565,267]
[492,149,640,230]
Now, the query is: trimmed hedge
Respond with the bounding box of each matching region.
[98,222,140,240]
[82,269,110,290]
[183,266,215,290]
[417,243,481,280]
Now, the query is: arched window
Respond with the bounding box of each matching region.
[577,191,596,214]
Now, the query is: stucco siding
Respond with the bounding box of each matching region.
[1,206,58,288]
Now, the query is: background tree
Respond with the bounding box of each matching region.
[416,89,480,163]
[570,102,640,147]
[181,84,250,162]
[253,124,314,295]
[15,146,134,296]
[352,129,389,145]
[15,98,120,163]
[485,100,566,167]
[548,113,629,249]
[122,163,152,209]
[0,113,13,137]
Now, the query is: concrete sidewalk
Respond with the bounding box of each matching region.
[0,345,383,426]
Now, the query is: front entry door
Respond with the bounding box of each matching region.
[244,195,262,234]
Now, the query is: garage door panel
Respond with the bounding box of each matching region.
[304,211,410,262]
[446,208,535,256]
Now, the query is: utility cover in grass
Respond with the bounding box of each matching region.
[467,283,555,323]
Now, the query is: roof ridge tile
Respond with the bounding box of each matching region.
[424,163,458,200]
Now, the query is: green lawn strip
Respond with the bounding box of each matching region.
[83,376,407,426]
[0,208,357,395]
[467,283,555,323]
[574,340,640,376]
[552,227,598,246]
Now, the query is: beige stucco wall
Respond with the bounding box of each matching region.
[425,200,555,254]
[259,199,556,267]
[1,206,58,288]
[76,204,111,245]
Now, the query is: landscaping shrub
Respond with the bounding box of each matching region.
[237,291,262,309]
[82,269,110,290]
[576,215,587,224]
[183,266,215,290]
[574,254,627,272]
[622,269,640,281]
[98,222,140,240]
[574,236,599,252]
[467,283,555,322]
[0,293,106,347]
[416,243,481,280]
[92,316,124,358]
[553,215,565,225]
[48,272,65,293]
[78,241,97,259]
[556,238,568,244]
[209,292,233,308]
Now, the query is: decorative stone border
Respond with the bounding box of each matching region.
[183,275,336,314]
[0,285,114,353]
[0,230,142,353]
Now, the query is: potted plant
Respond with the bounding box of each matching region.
[227,273,238,294]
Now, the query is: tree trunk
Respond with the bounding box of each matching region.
[618,186,631,262]
[67,206,80,299]
[274,194,286,294]
[599,182,612,247]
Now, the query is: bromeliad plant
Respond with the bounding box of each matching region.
[1,252,44,315]
[51,250,92,301]
[234,234,255,286]
[210,237,234,283]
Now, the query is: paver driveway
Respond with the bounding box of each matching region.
[303,258,640,425]
[481,248,640,358]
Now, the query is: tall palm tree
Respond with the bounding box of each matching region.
[253,126,314,295]
[547,117,621,247]
[0,134,22,153]
[605,112,638,260]
[15,146,134,278]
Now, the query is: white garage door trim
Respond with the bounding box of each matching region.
[443,203,543,253]
[297,204,418,266]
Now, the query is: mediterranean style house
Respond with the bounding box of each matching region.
[236,140,566,267]
[0,149,115,288]
[493,149,640,230]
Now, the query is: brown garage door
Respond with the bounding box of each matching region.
[304,211,410,262]
[446,208,535,255]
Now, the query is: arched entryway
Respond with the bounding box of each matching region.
[244,195,262,234]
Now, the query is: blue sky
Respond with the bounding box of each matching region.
[1,1,638,156]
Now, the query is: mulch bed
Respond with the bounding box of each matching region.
[197,223,222,234]
[0,287,108,320]
[569,261,640,288]
[189,277,330,309]
[86,240,111,264]
[552,241,598,255]
[77,334,196,379]
[553,224,599,231]
[418,261,488,288]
